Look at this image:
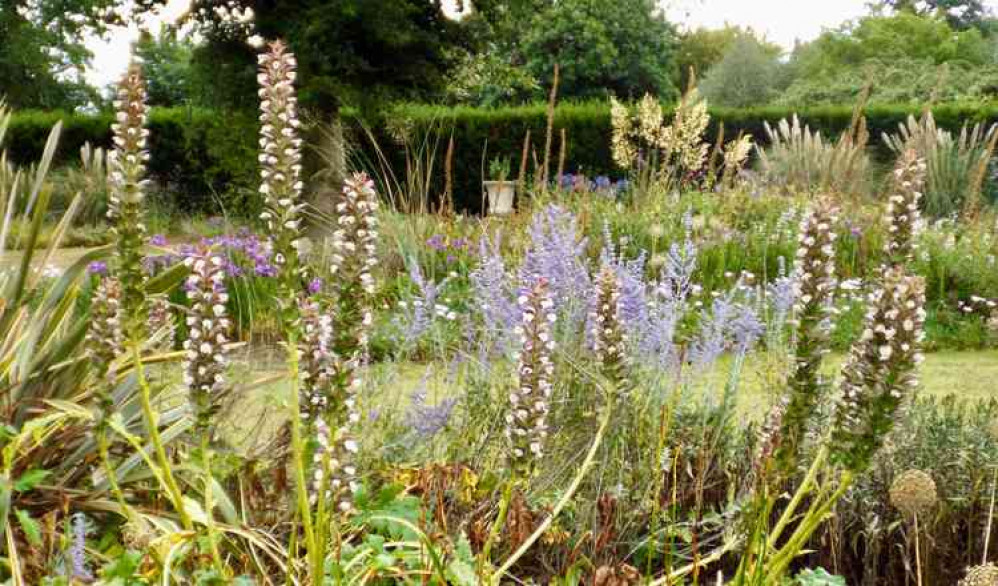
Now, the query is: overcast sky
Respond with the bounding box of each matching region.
[84,0,993,89]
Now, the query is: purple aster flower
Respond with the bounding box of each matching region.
[149,233,167,246]
[87,260,109,276]
[308,277,323,295]
[426,234,446,251]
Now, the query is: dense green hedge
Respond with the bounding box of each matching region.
[7,108,260,215]
[9,101,998,214]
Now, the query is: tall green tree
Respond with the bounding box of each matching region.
[135,28,195,107]
[675,25,781,91]
[700,35,788,107]
[0,0,107,108]
[184,0,474,114]
[878,0,990,30]
[520,0,680,100]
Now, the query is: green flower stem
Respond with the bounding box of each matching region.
[479,479,515,577]
[285,337,319,582]
[200,430,225,578]
[95,421,132,520]
[766,444,828,551]
[132,340,192,530]
[490,391,613,585]
[763,469,853,584]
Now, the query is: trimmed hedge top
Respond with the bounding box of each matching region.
[8,101,998,214]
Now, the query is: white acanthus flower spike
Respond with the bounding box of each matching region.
[507,278,557,479]
[257,39,306,313]
[181,250,231,434]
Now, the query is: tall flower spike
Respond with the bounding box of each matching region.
[182,250,231,434]
[298,296,332,423]
[257,40,306,319]
[107,63,150,336]
[330,173,379,299]
[314,172,380,512]
[884,149,926,268]
[87,276,125,389]
[591,265,630,395]
[507,278,556,480]
[830,267,926,472]
[776,200,838,471]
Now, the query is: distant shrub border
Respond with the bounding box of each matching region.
[9,102,998,214]
[7,108,260,215]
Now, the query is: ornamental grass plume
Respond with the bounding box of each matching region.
[830,267,926,472]
[884,149,927,268]
[508,278,556,480]
[776,200,838,470]
[258,40,306,318]
[106,63,150,336]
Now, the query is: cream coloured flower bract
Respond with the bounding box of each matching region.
[776,199,838,470]
[257,39,306,322]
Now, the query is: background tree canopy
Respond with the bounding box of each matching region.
[3,0,998,113]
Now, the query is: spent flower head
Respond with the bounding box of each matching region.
[959,564,998,586]
[889,469,937,517]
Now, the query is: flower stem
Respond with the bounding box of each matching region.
[766,444,828,551]
[491,390,613,584]
[285,338,319,582]
[201,430,225,577]
[479,479,515,577]
[95,423,132,520]
[131,340,192,530]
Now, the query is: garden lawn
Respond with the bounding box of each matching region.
[221,349,998,449]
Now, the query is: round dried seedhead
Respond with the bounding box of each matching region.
[959,563,998,586]
[889,469,937,517]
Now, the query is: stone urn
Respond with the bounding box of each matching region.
[484,180,515,215]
